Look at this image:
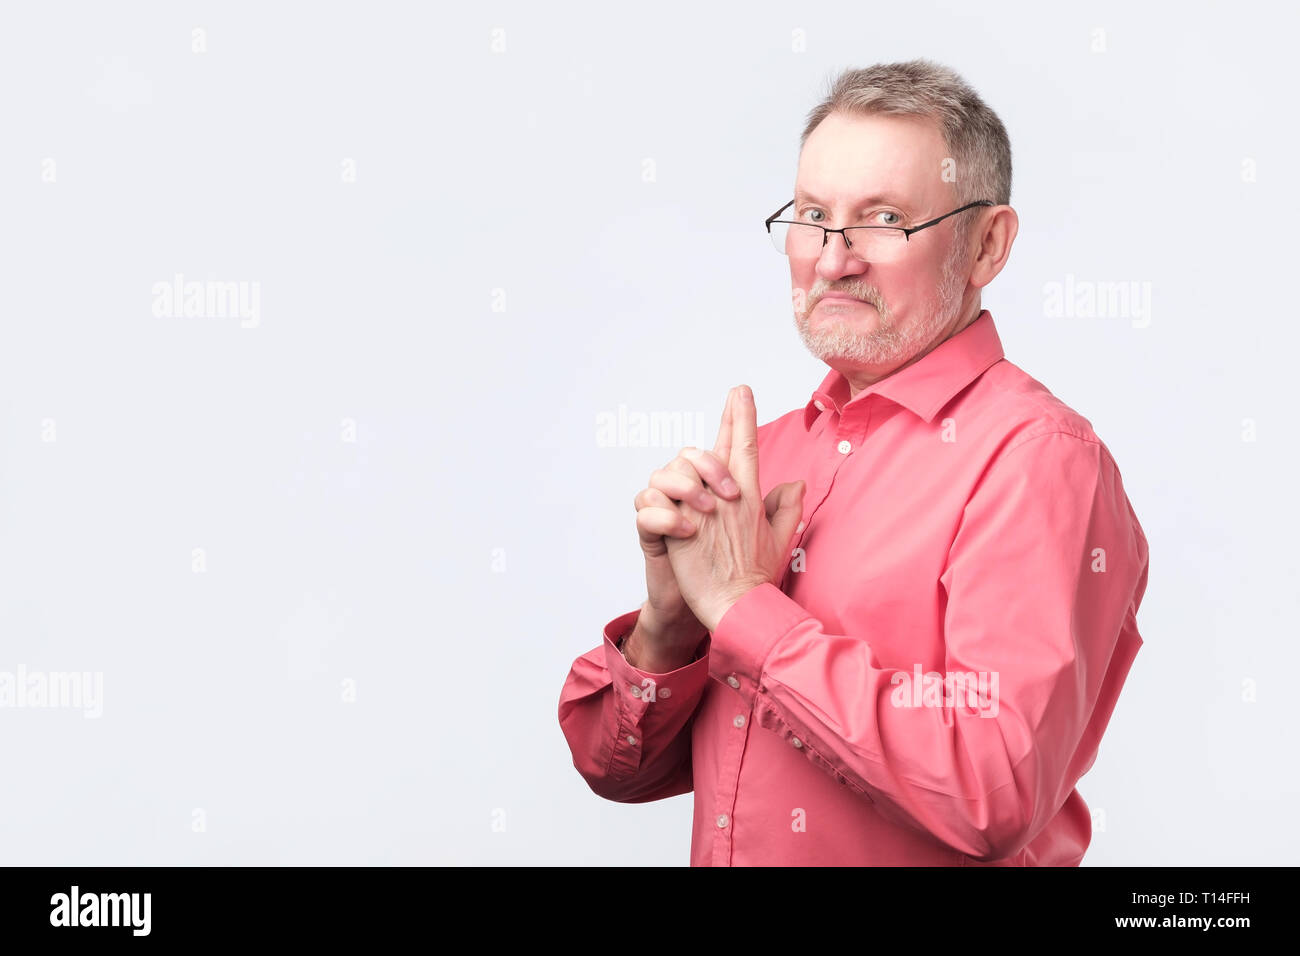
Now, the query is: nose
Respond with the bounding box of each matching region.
[815,229,867,283]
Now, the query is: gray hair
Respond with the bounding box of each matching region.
[800,59,1012,216]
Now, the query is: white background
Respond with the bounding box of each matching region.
[0,0,1295,865]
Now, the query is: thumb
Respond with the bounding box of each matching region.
[765,480,806,550]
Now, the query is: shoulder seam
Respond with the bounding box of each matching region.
[1002,427,1101,458]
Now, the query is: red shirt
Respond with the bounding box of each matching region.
[559,310,1149,865]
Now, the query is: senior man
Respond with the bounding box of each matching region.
[558,59,1149,866]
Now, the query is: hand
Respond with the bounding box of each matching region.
[665,385,805,632]
[633,435,743,644]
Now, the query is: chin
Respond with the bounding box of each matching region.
[795,317,899,367]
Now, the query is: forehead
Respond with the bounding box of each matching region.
[795,111,949,208]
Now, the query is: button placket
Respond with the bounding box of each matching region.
[712,688,749,866]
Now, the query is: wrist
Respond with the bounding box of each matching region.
[622,610,705,672]
[636,603,707,646]
[699,580,763,633]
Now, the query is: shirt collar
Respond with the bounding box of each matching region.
[803,309,1005,430]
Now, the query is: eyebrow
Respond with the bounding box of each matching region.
[793,188,910,210]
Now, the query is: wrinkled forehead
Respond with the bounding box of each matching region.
[795,112,952,211]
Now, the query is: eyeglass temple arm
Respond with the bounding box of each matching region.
[765,200,795,228]
[901,200,994,237]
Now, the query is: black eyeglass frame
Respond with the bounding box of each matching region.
[764,199,995,255]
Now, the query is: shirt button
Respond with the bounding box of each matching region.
[790,736,803,749]
[733,714,746,728]
[814,400,826,412]
[626,734,637,745]
[630,684,641,697]
[658,687,671,699]
[726,675,740,689]
[716,814,729,828]
[837,439,852,454]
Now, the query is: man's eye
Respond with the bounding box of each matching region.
[878,211,902,226]
[801,208,825,223]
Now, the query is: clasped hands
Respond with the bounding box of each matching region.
[633,385,806,635]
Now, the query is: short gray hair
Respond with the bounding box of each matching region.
[800,59,1012,211]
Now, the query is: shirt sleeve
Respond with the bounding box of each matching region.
[705,429,1150,861]
[558,609,713,803]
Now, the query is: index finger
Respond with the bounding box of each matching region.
[729,383,760,495]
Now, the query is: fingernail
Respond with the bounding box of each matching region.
[721,478,739,496]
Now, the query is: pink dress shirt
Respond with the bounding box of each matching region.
[558,310,1149,866]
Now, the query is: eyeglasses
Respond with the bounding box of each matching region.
[764,199,994,263]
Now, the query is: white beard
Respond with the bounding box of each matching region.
[794,239,967,368]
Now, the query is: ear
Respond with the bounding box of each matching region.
[968,205,1019,291]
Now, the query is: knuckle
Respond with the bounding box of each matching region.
[665,459,696,480]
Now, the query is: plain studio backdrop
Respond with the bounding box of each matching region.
[0,0,1294,866]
